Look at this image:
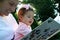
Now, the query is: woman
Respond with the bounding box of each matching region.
[0,0,18,40]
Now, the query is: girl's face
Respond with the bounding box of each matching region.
[21,11,34,26]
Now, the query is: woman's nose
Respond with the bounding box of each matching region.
[11,7,16,12]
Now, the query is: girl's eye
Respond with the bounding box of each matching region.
[27,16,30,18]
[32,17,34,19]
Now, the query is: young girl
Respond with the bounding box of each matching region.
[14,6,34,40]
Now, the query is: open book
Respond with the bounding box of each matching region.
[21,17,60,40]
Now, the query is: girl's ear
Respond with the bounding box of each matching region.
[18,15,23,22]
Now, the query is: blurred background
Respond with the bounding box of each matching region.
[12,0,60,40]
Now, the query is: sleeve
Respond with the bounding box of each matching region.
[14,24,30,40]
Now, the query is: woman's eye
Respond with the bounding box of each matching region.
[9,2,15,6]
[27,16,30,18]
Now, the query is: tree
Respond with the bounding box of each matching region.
[54,0,60,13]
[22,0,56,22]
[12,0,60,40]
[21,0,60,40]
[21,0,57,29]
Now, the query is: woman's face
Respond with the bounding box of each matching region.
[21,11,34,26]
[0,0,18,16]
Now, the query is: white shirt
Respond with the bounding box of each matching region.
[3,14,18,31]
[0,14,18,40]
[0,16,14,40]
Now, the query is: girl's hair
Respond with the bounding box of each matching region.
[18,7,34,22]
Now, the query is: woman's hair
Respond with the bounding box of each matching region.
[18,7,34,22]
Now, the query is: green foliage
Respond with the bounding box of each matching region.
[22,0,56,22]
[12,13,18,23]
[21,0,57,30]
[12,0,60,40]
[54,0,60,13]
[21,0,60,40]
[12,9,18,23]
[31,19,38,29]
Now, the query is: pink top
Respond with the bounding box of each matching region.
[14,22,32,40]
